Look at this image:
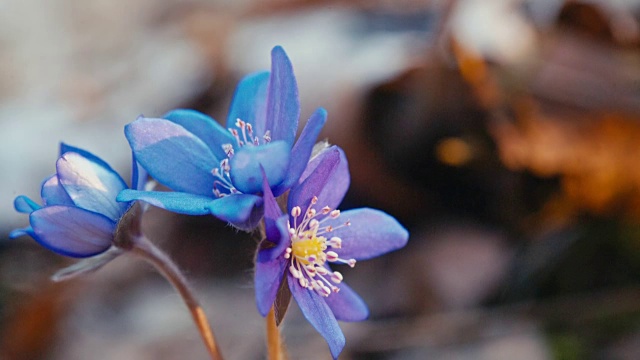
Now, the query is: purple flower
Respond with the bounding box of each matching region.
[255,146,409,358]
[10,144,147,258]
[117,46,325,230]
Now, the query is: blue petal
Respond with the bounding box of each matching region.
[14,195,41,213]
[323,280,369,322]
[125,118,218,197]
[325,208,409,260]
[131,152,148,191]
[255,253,287,317]
[229,141,290,194]
[41,175,74,206]
[288,273,345,359]
[60,143,113,172]
[227,71,270,137]
[207,193,263,227]
[265,46,300,147]
[288,148,340,213]
[30,205,116,258]
[56,152,128,221]
[117,189,213,215]
[163,109,236,161]
[273,108,327,196]
[9,227,34,239]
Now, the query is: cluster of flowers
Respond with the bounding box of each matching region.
[11,46,409,358]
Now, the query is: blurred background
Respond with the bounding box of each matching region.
[2,0,640,358]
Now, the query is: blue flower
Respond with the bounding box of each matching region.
[118,46,326,230]
[255,146,409,359]
[10,144,147,258]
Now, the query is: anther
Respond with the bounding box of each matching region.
[330,271,343,283]
[311,196,318,204]
[328,237,342,248]
[330,210,340,219]
[326,251,339,262]
[322,206,331,214]
[291,206,301,217]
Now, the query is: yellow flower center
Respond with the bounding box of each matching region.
[291,234,327,265]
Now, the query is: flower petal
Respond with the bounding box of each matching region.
[273,107,327,196]
[323,280,369,322]
[60,143,112,172]
[9,227,34,239]
[227,71,270,136]
[14,195,41,213]
[117,189,213,215]
[259,216,291,262]
[261,167,284,242]
[229,141,290,194]
[30,205,116,258]
[255,255,287,317]
[41,174,74,206]
[325,208,409,260]
[301,146,350,211]
[163,109,236,161]
[288,147,340,212]
[265,46,300,147]
[288,273,345,359]
[56,152,128,221]
[207,193,263,227]
[125,117,218,197]
[131,152,148,191]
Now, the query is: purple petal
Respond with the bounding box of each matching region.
[30,205,116,258]
[288,148,340,213]
[229,141,290,194]
[207,194,263,227]
[273,107,327,196]
[14,195,41,213]
[125,118,218,197]
[41,175,74,206]
[259,216,291,261]
[255,255,287,317]
[56,152,128,221]
[301,146,350,211]
[163,109,236,161]
[323,280,369,322]
[261,168,284,241]
[288,273,345,359]
[117,189,213,215]
[227,71,270,137]
[265,46,300,147]
[325,208,409,260]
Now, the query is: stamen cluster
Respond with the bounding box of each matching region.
[211,118,272,197]
[285,196,354,297]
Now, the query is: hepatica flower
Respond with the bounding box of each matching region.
[11,144,146,263]
[255,146,409,358]
[118,46,325,230]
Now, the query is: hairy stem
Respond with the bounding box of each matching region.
[266,306,286,360]
[131,235,223,360]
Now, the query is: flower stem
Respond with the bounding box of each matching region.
[266,306,286,360]
[130,235,223,360]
